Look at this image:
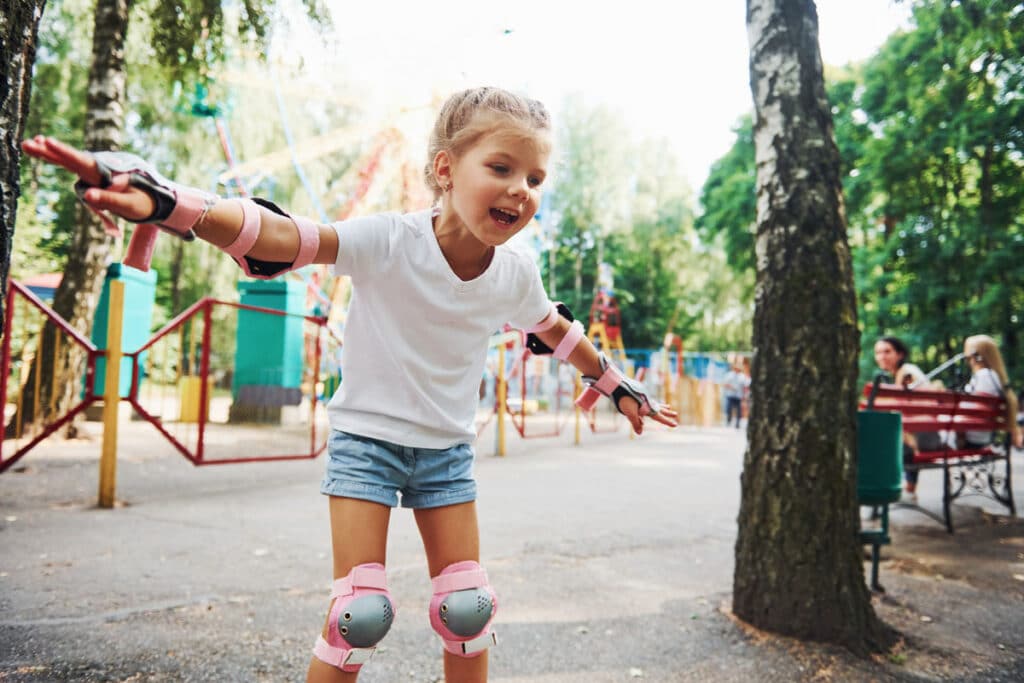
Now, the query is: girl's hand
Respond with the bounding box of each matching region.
[618,396,679,435]
[21,136,155,222]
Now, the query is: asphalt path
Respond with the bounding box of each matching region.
[1,418,1021,681]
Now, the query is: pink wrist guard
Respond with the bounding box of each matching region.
[576,353,662,417]
[74,151,217,272]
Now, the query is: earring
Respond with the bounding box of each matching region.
[443,182,453,192]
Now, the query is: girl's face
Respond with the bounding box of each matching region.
[443,127,549,247]
[874,341,902,373]
[964,341,983,368]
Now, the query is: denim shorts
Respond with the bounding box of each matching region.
[320,430,477,509]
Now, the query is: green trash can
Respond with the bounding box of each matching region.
[857,410,903,505]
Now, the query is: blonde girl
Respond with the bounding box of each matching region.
[23,86,677,683]
[963,334,1022,449]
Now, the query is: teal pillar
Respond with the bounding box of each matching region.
[229,279,306,423]
[92,263,158,397]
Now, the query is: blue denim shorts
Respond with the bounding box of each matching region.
[320,430,477,509]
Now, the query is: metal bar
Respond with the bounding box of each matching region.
[126,398,198,464]
[195,453,317,466]
[8,280,97,349]
[196,300,213,463]
[0,399,97,474]
[134,297,211,355]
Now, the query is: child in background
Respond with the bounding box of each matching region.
[962,335,1022,450]
[23,86,677,683]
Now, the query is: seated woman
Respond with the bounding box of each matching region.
[873,336,942,504]
[961,335,1023,450]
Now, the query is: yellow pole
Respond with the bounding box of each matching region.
[496,348,507,456]
[574,373,582,445]
[99,280,125,509]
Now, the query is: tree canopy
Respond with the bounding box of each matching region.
[698,0,1024,383]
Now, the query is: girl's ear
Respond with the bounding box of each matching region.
[433,150,453,190]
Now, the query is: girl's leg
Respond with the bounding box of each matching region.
[414,501,488,683]
[307,496,392,683]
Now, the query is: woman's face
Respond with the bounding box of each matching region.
[874,341,902,373]
[964,341,983,368]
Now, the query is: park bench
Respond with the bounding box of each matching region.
[859,382,1016,534]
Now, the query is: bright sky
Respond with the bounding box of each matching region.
[302,0,912,192]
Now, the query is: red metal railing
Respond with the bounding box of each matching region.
[2,282,340,471]
[127,297,337,465]
[1,280,103,473]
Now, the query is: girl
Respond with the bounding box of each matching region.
[22,86,678,683]
[962,335,1022,450]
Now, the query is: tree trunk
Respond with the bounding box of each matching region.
[0,0,47,335]
[733,0,894,654]
[9,0,127,434]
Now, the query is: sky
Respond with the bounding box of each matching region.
[296,0,913,192]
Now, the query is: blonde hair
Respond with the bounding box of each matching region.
[965,334,1021,446]
[423,86,552,199]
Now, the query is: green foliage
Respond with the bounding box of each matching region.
[18,0,344,328]
[694,0,1024,383]
[543,98,748,351]
[696,115,756,274]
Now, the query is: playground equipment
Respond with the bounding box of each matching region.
[477,327,624,456]
[1,274,340,511]
[586,288,627,367]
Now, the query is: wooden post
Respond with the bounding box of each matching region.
[99,280,125,509]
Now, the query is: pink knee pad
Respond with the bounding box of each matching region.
[429,561,498,657]
[312,563,395,673]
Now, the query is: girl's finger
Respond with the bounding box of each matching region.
[83,188,153,222]
[21,136,102,186]
[21,137,66,166]
[40,137,102,184]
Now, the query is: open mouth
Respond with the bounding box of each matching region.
[490,208,519,226]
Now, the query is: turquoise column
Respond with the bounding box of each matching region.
[229,279,306,423]
[92,263,158,397]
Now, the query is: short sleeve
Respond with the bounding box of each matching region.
[331,213,398,282]
[506,257,551,330]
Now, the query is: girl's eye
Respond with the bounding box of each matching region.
[490,164,509,174]
[528,176,543,187]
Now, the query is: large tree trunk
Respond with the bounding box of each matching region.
[733,0,894,654]
[0,0,47,335]
[9,0,127,434]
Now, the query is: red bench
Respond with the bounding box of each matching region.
[860,382,1016,533]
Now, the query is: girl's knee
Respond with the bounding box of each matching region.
[312,563,395,673]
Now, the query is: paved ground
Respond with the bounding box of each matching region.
[1,417,1022,682]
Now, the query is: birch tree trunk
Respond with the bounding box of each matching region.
[733,0,894,654]
[0,0,47,334]
[8,0,127,434]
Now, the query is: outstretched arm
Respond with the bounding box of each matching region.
[531,314,679,434]
[20,136,339,269]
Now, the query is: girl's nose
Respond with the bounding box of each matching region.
[508,177,529,198]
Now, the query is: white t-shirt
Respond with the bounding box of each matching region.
[964,367,1003,445]
[327,209,550,447]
